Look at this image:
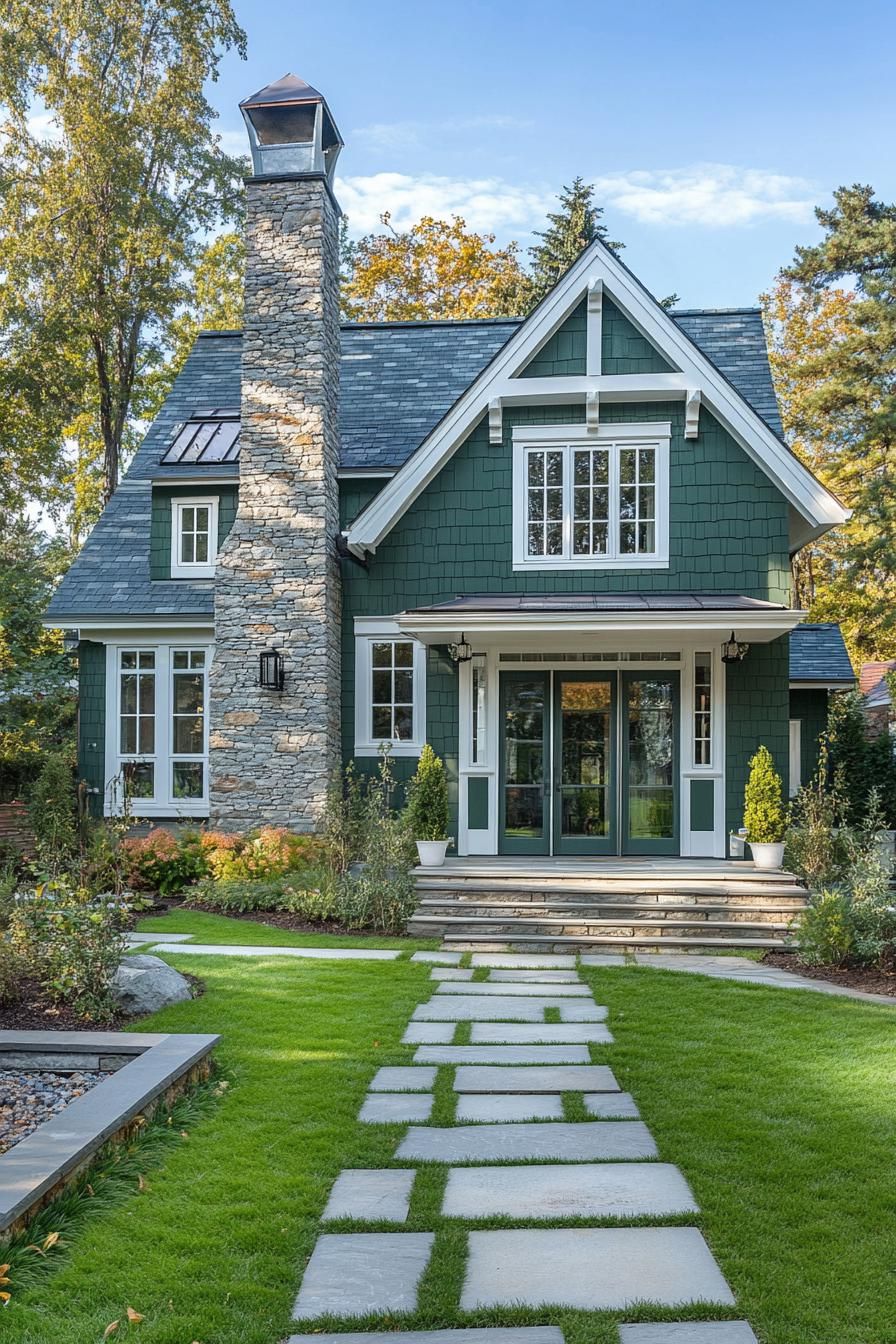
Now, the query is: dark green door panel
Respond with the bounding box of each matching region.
[621,671,680,856]
[499,672,550,855]
[553,674,617,856]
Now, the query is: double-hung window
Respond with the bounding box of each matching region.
[354,622,427,756]
[512,424,670,570]
[107,645,210,814]
[171,497,218,578]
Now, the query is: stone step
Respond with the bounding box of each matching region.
[411,911,799,933]
[442,932,791,951]
[417,872,803,895]
[411,915,796,939]
[415,898,806,918]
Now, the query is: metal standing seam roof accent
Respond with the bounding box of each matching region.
[789,622,855,684]
[47,308,784,622]
[405,593,789,615]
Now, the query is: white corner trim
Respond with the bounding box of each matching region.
[170,496,218,580]
[342,236,846,558]
[684,389,701,440]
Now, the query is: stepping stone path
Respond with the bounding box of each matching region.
[291,948,752,1336]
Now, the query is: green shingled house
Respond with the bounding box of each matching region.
[45,73,853,860]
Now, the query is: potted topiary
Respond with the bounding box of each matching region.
[743,745,788,870]
[405,743,451,867]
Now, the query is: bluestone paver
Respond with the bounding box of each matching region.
[460,1227,736,1310]
[470,953,576,968]
[410,951,463,964]
[583,1091,641,1118]
[401,1022,456,1045]
[430,967,476,981]
[322,1169,415,1223]
[396,1121,657,1163]
[434,981,591,998]
[359,1094,434,1124]
[559,1002,608,1022]
[414,997,557,1022]
[413,1045,592,1066]
[579,953,628,966]
[454,1094,566,1123]
[453,1064,619,1093]
[470,1021,612,1044]
[289,1331,564,1344]
[619,1326,759,1343]
[370,1067,437,1092]
[487,969,582,983]
[152,942,399,961]
[292,1232,434,1318]
[443,1162,698,1220]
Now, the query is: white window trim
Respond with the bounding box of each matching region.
[170,496,218,579]
[789,719,802,797]
[104,642,212,817]
[354,620,427,757]
[511,422,670,571]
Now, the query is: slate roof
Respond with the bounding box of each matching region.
[47,306,784,623]
[789,623,854,685]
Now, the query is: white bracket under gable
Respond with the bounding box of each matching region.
[586,277,603,376]
[684,389,702,440]
[488,399,502,446]
[342,235,848,559]
[586,389,600,432]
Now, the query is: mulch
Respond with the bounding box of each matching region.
[762,951,896,998]
[0,977,127,1032]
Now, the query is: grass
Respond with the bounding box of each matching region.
[3,923,896,1343]
[135,907,439,951]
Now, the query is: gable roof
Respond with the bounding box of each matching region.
[344,236,846,561]
[789,622,854,685]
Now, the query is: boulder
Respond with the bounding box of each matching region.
[113,954,192,1016]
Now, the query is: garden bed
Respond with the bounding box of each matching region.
[763,950,896,997]
[178,901,418,939]
[0,969,204,1032]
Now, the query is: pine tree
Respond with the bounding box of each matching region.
[527,178,623,306]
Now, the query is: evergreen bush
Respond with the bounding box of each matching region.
[743,745,788,844]
[404,743,450,841]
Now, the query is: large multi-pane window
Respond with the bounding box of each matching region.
[355,628,426,755]
[514,430,668,569]
[110,646,210,813]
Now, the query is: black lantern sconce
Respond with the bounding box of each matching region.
[448,632,474,664]
[721,630,750,664]
[259,648,285,691]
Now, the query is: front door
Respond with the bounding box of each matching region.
[498,668,679,856]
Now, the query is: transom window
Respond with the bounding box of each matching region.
[171,497,218,578]
[512,426,669,570]
[354,625,427,756]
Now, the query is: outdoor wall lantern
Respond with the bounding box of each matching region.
[721,630,750,664]
[259,648,285,691]
[448,632,474,664]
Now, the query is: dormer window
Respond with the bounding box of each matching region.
[512,422,670,571]
[171,497,218,579]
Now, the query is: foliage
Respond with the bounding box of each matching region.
[191,875,336,922]
[0,0,248,529]
[799,889,856,967]
[825,689,896,827]
[785,748,849,887]
[28,752,78,870]
[765,185,896,659]
[122,827,207,896]
[327,750,417,934]
[202,827,323,882]
[0,937,25,1003]
[404,743,450,842]
[320,763,366,877]
[341,212,531,321]
[527,176,623,306]
[743,745,788,844]
[10,880,129,1019]
[0,861,18,929]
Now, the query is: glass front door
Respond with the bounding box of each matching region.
[498,669,679,856]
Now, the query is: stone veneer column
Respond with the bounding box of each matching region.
[209,173,341,830]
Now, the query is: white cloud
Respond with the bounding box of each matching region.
[337,171,551,236]
[592,163,816,228]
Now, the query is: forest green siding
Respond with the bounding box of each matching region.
[149,485,238,580]
[789,687,829,788]
[519,297,674,378]
[725,638,790,833]
[77,640,106,817]
[340,479,385,529]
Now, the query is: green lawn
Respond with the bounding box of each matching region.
[135,907,440,951]
[4,924,896,1344]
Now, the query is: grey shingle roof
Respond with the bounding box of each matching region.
[47,307,784,622]
[790,623,854,684]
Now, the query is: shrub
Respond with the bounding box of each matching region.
[826,690,896,828]
[28,752,78,870]
[785,747,849,887]
[10,881,130,1020]
[404,744,450,842]
[192,875,337,921]
[122,827,208,896]
[799,889,855,967]
[203,827,321,882]
[743,745,787,844]
[0,937,24,1004]
[332,750,416,934]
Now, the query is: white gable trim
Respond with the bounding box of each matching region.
[343,239,847,558]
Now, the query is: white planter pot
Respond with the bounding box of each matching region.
[750,841,785,871]
[416,839,450,868]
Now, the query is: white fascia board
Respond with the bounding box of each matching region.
[43,617,214,636]
[343,236,846,558]
[497,373,690,405]
[789,679,855,690]
[398,608,805,643]
[511,421,672,443]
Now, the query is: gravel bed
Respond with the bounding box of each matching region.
[0,1069,111,1155]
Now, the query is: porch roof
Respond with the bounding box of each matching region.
[397,591,803,643]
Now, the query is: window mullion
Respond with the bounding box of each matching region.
[563,444,572,559]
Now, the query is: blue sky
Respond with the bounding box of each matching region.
[212,0,893,308]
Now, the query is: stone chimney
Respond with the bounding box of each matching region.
[209,75,343,830]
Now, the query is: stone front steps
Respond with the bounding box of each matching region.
[409,866,806,952]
